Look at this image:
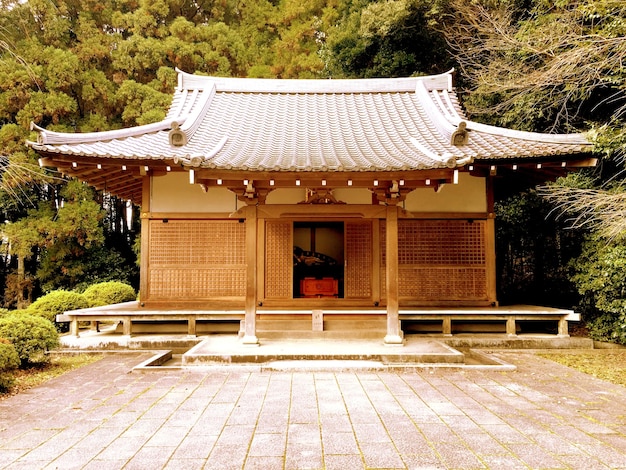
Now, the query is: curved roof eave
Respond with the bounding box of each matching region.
[27,69,593,175]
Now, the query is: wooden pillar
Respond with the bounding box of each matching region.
[139,176,151,305]
[242,205,259,345]
[486,176,498,306]
[384,205,403,345]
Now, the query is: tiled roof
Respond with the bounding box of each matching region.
[29,69,592,174]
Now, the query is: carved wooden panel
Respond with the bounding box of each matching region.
[345,221,373,299]
[148,220,246,299]
[380,219,488,301]
[265,220,292,299]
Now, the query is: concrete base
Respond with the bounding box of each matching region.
[182,336,464,366]
[439,334,594,350]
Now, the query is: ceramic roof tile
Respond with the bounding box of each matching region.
[28,69,592,172]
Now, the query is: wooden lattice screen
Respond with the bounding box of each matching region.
[345,221,373,299]
[264,220,292,299]
[381,219,488,302]
[147,220,246,299]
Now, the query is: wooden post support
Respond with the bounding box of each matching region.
[384,205,404,345]
[70,318,79,337]
[122,316,132,336]
[187,316,197,337]
[442,317,452,336]
[242,205,259,346]
[506,316,517,337]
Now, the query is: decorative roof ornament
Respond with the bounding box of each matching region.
[450,121,469,146]
[169,122,187,147]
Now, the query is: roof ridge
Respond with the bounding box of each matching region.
[463,121,591,145]
[175,68,455,94]
[30,117,187,146]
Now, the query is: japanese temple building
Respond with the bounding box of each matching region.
[28,69,595,344]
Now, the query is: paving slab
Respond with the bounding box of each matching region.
[1,350,626,469]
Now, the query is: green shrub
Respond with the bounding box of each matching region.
[0,314,59,366]
[82,281,136,307]
[26,290,89,331]
[0,338,20,391]
[571,237,626,345]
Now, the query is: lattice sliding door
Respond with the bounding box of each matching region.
[381,219,488,302]
[147,220,246,299]
[345,221,373,299]
[264,220,292,299]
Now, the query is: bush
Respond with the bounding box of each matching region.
[585,312,626,346]
[82,281,136,307]
[26,290,89,331]
[0,314,59,366]
[0,338,20,391]
[571,237,626,345]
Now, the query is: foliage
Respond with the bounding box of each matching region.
[26,290,89,326]
[443,1,626,343]
[2,180,136,294]
[81,281,136,307]
[0,338,20,392]
[570,236,626,344]
[539,172,626,241]
[443,0,626,133]
[0,313,59,366]
[323,0,452,78]
[495,189,583,306]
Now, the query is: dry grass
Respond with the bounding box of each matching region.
[538,351,626,386]
[0,353,103,400]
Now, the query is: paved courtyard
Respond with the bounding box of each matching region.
[1,350,625,469]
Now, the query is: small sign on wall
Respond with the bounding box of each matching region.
[312,310,324,331]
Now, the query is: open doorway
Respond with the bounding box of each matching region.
[293,222,344,298]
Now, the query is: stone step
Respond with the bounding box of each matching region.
[182,337,467,366]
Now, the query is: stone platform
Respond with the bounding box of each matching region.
[59,326,593,372]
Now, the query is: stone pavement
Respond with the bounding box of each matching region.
[1,351,625,469]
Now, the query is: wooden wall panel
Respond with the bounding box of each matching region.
[264,220,292,299]
[381,219,488,302]
[147,220,246,299]
[345,221,373,299]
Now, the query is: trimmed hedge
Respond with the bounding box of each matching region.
[82,281,136,307]
[26,291,89,331]
[0,338,20,391]
[0,313,59,366]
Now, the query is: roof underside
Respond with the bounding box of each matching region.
[29,70,594,203]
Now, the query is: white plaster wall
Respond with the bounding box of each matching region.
[404,173,486,213]
[150,172,486,213]
[265,188,307,204]
[151,172,239,212]
[331,188,372,205]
